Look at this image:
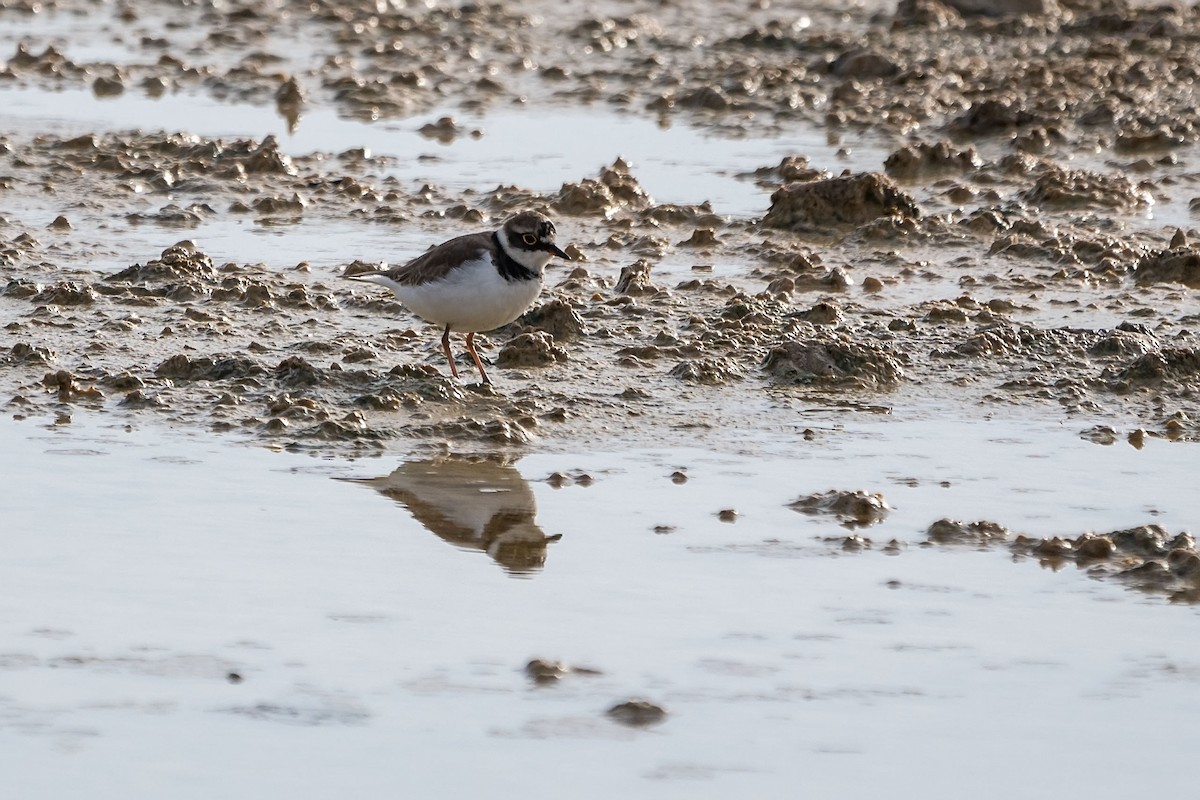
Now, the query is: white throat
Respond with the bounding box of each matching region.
[497,229,553,273]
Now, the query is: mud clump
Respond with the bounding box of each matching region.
[677,85,733,110]
[668,357,744,385]
[496,332,567,368]
[791,302,842,326]
[1021,168,1152,211]
[946,0,1060,16]
[127,204,214,226]
[641,202,722,228]
[606,699,667,728]
[525,659,568,685]
[9,342,56,366]
[762,173,920,231]
[252,194,307,216]
[417,418,536,446]
[524,658,601,686]
[275,76,306,132]
[951,99,1040,135]
[1011,525,1200,603]
[572,15,664,50]
[241,136,296,176]
[1088,323,1158,360]
[91,73,125,97]
[516,299,586,342]
[120,389,166,409]
[31,281,96,306]
[1115,127,1187,154]
[830,48,899,79]
[874,516,1200,601]
[1107,348,1200,391]
[1079,425,1119,446]
[155,354,264,382]
[711,293,791,336]
[553,181,618,216]
[1135,244,1200,289]
[596,159,652,208]
[108,242,217,284]
[38,131,296,186]
[892,0,963,28]
[1106,525,1188,559]
[553,159,651,217]
[41,370,104,403]
[0,232,41,267]
[677,228,721,248]
[950,324,1090,359]
[926,519,1012,546]
[746,156,829,185]
[417,116,470,143]
[614,259,661,296]
[883,141,981,180]
[763,336,903,389]
[275,356,324,387]
[790,490,890,527]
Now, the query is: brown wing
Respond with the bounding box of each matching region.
[371,231,494,287]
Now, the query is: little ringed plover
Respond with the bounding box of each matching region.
[349,211,571,384]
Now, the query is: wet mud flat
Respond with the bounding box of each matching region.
[3,0,1200,456]
[3,0,1200,795]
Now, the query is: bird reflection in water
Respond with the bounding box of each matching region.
[351,457,560,575]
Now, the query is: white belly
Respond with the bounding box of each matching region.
[373,257,544,332]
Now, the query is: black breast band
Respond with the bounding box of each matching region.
[492,233,538,282]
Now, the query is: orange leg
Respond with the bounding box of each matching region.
[465,332,491,384]
[440,324,459,378]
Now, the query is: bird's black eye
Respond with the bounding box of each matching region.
[521,233,538,246]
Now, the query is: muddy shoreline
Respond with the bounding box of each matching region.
[2,0,1199,458]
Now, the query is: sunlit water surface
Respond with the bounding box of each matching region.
[2,414,1198,799]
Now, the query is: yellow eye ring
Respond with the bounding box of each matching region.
[521,233,538,246]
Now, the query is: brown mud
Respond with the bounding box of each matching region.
[2,0,1199,460]
[881,518,1200,605]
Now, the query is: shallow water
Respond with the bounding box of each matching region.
[2,81,884,275]
[1,84,883,218]
[3,413,1198,798]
